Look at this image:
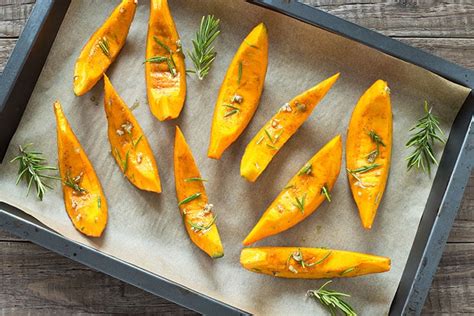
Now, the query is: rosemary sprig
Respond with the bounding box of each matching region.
[187,215,217,233]
[307,281,357,316]
[237,61,243,85]
[293,193,307,214]
[178,193,202,206]
[188,15,220,80]
[64,171,87,195]
[406,101,445,174]
[10,144,58,200]
[98,37,110,58]
[184,177,208,182]
[367,130,385,163]
[321,184,331,202]
[298,163,312,176]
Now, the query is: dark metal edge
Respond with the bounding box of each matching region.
[0,0,71,162]
[0,203,249,316]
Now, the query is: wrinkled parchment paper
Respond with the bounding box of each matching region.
[0,0,471,314]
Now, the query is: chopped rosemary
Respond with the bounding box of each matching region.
[307,281,357,316]
[284,184,295,190]
[188,15,221,80]
[10,144,59,200]
[132,135,143,149]
[264,129,274,143]
[266,143,279,150]
[321,184,331,202]
[313,251,332,265]
[153,35,172,54]
[130,100,140,111]
[406,101,445,174]
[244,39,258,49]
[293,193,307,214]
[347,163,381,182]
[114,148,130,173]
[98,37,110,58]
[184,177,208,182]
[143,56,169,64]
[237,61,243,85]
[256,136,264,145]
[367,130,385,163]
[340,267,355,276]
[298,163,312,176]
[188,215,217,233]
[222,103,240,110]
[224,109,239,117]
[274,129,284,141]
[97,196,102,209]
[64,171,87,195]
[178,193,202,206]
[287,248,316,268]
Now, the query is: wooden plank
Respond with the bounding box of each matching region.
[0,1,34,38]
[0,241,198,314]
[421,243,474,314]
[303,0,474,38]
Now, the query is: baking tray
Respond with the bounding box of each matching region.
[0,0,472,314]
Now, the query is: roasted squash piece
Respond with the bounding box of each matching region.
[145,0,186,121]
[103,75,162,193]
[241,247,391,279]
[54,101,108,237]
[208,23,268,159]
[346,80,392,229]
[243,135,342,245]
[174,126,224,258]
[74,0,137,96]
[240,73,340,182]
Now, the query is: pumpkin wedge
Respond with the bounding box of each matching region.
[240,73,340,182]
[104,75,162,193]
[145,0,186,121]
[346,80,392,229]
[208,23,268,159]
[240,247,391,279]
[174,126,224,258]
[54,101,108,237]
[243,135,342,245]
[74,0,137,96]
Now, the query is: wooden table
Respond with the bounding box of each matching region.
[1,1,473,314]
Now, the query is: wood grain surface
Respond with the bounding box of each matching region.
[0,1,472,315]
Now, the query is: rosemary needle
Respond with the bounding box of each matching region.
[10,144,59,201]
[184,177,207,182]
[178,193,202,206]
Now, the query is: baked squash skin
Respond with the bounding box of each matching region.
[208,23,268,159]
[346,80,392,229]
[103,75,162,193]
[146,0,186,121]
[240,73,340,182]
[243,135,342,245]
[74,0,137,96]
[54,101,108,237]
[174,126,224,258]
[240,247,391,279]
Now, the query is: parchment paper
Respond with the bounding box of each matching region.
[0,1,471,314]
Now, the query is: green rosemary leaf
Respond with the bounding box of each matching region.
[244,39,258,49]
[187,215,217,232]
[188,15,221,80]
[256,136,264,145]
[264,129,274,143]
[293,193,307,214]
[347,164,381,175]
[153,35,172,54]
[64,171,88,195]
[143,56,169,64]
[298,163,312,176]
[222,103,240,110]
[284,184,295,190]
[132,135,143,149]
[184,177,208,182]
[321,184,331,202]
[130,100,140,111]
[238,61,243,85]
[266,143,279,150]
[178,193,202,206]
[97,196,102,209]
[98,37,110,58]
[224,109,239,117]
[340,267,355,276]
[312,251,332,266]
